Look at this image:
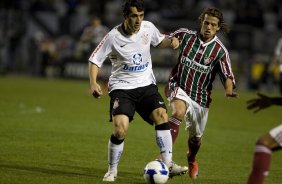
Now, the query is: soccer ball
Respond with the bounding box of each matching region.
[143,160,169,184]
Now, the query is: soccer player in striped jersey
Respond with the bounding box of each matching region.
[88,0,187,182]
[164,7,238,179]
[247,93,282,184]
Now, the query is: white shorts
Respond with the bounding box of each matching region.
[269,124,282,146]
[168,87,209,137]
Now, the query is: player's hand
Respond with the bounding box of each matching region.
[170,37,179,49]
[89,82,103,98]
[247,93,272,113]
[225,91,238,98]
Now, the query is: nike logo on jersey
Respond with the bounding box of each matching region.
[120,44,127,47]
[159,101,165,105]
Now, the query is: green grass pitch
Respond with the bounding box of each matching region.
[0,76,281,184]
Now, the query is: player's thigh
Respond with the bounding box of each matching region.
[136,85,167,125]
[109,90,136,122]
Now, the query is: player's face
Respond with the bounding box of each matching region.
[124,7,144,34]
[200,14,220,42]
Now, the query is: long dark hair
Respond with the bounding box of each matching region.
[122,0,145,16]
[198,7,230,33]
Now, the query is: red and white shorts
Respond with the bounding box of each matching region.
[168,87,209,137]
[269,124,282,146]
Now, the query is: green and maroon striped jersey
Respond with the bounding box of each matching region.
[166,28,235,108]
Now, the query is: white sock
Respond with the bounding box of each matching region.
[108,139,124,173]
[156,129,172,165]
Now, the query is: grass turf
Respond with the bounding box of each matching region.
[0,76,281,184]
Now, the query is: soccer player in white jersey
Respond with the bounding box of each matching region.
[247,93,282,184]
[88,0,187,182]
[164,7,238,180]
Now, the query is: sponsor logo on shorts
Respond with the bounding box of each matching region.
[113,98,119,109]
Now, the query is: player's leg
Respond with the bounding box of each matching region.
[103,90,134,182]
[169,99,187,143]
[247,124,282,184]
[103,115,129,182]
[150,107,172,164]
[167,87,189,144]
[187,136,201,179]
[137,84,188,177]
[151,107,188,177]
[185,104,208,179]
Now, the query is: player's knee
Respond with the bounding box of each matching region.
[171,99,186,119]
[190,136,202,144]
[114,129,127,139]
[151,108,168,124]
[113,115,129,139]
[114,126,128,139]
[172,109,185,120]
[256,134,273,149]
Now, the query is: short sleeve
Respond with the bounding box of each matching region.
[88,33,112,67]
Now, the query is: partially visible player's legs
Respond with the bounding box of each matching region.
[169,99,187,143]
[247,134,273,184]
[103,115,129,182]
[247,124,282,184]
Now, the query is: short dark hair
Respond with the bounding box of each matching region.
[198,7,230,33]
[122,0,145,16]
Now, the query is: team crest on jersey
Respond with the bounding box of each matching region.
[204,56,213,65]
[133,53,142,65]
[113,98,119,110]
[141,32,149,45]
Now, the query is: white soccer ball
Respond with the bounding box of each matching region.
[143,160,169,184]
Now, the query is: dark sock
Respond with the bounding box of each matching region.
[110,134,124,145]
[168,117,181,144]
[187,137,201,163]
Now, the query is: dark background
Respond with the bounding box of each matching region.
[0,0,281,91]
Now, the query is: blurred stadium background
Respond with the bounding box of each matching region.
[0,0,282,92]
[1,1,282,183]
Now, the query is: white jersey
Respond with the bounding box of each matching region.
[89,20,165,92]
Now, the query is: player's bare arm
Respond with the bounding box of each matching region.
[157,37,179,49]
[89,62,103,98]
[225,78,238,98]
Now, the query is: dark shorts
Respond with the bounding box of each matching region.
[109,84,167,125]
